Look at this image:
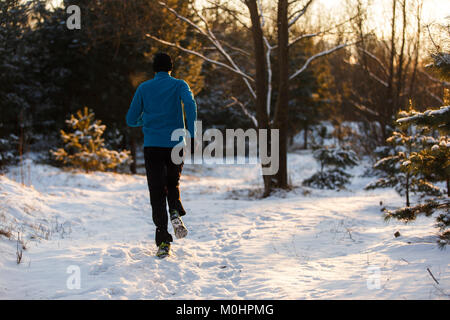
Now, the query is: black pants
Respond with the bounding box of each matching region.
[144,146,185,246]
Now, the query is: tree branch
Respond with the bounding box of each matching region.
[264,36,274,117]
[145,34,254,83]
[225,97,258,127]
[348,99,380,117]
[419,69,450,87]
[289,14,359,48]
[288,0,314,28]
[204,0,251,30]
[289,42,354,80]
[288,32,319,48]
[357,47,389,75]
[424,88,444,104]
[157,1,256,99]
[366,70,389,87]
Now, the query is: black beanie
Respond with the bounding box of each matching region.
[153,52,173,73]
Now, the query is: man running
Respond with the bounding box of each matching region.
[126,52,197,258]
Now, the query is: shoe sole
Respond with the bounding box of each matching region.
[171,217,188,239]
[156,248,170,258]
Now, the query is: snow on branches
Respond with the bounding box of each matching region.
[302,146,358,190]
[51,107,132,173]
[373,100,449,247]
[396,105,450,130]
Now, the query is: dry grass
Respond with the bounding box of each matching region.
[16,232,23,264]
[0,228,12,239]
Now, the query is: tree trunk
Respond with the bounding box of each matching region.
[395,0,407,113]
[447,177,449,197]
[273,0,289,189]
[406,172,410,207]
[386,0,397,129]
[303,123,308,149]
[245,0,271,195]
[129,130,137,174]
[408,1,421,97]
[381,120,388,143]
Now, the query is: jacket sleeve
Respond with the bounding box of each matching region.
[179,80,197,138]
[126,87,144,127]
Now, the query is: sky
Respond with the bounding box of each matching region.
[314,0,449,33]
[195,0,449,42]
[316,0,449,23]
[193,0,449,22]
[312,0,449,52]
[51,0,449,23]
[51,0,449,36]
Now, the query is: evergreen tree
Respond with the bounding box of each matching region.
[23,1,76,139]
[365,104,442,206]
[51,107,131,173]
[302,146,358,190]
[0,0,35,156]
[382,100,449,247]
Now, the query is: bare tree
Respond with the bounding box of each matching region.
[147,0,357,195]
[349,0,447,142]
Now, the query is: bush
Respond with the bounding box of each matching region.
[51,107,132,172]
[302,146,358,190]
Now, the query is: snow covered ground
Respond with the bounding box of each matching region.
[0,152,449,299]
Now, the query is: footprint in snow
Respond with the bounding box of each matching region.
[259,216,276,221]
[107,248,127,258]
[237,290,247,297]
[242,229,253,239]
[127,247,153,260]
[89,263,112,275]
[108,287,126,296]
[200,261,218,268]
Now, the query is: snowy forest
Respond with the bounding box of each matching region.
[0,0,449,299]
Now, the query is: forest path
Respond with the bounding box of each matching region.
[0,153,448,299]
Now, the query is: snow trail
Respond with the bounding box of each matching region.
[0,153,449,299]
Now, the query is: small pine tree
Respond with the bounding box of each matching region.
[51,107,132,172]
[382,99,449,247]
[302,146,358,190]
[365,103,442,206]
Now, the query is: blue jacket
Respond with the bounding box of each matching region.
[126,72,197,147]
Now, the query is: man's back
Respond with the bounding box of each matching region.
[126,53,192,258]
[126,71,197,147]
